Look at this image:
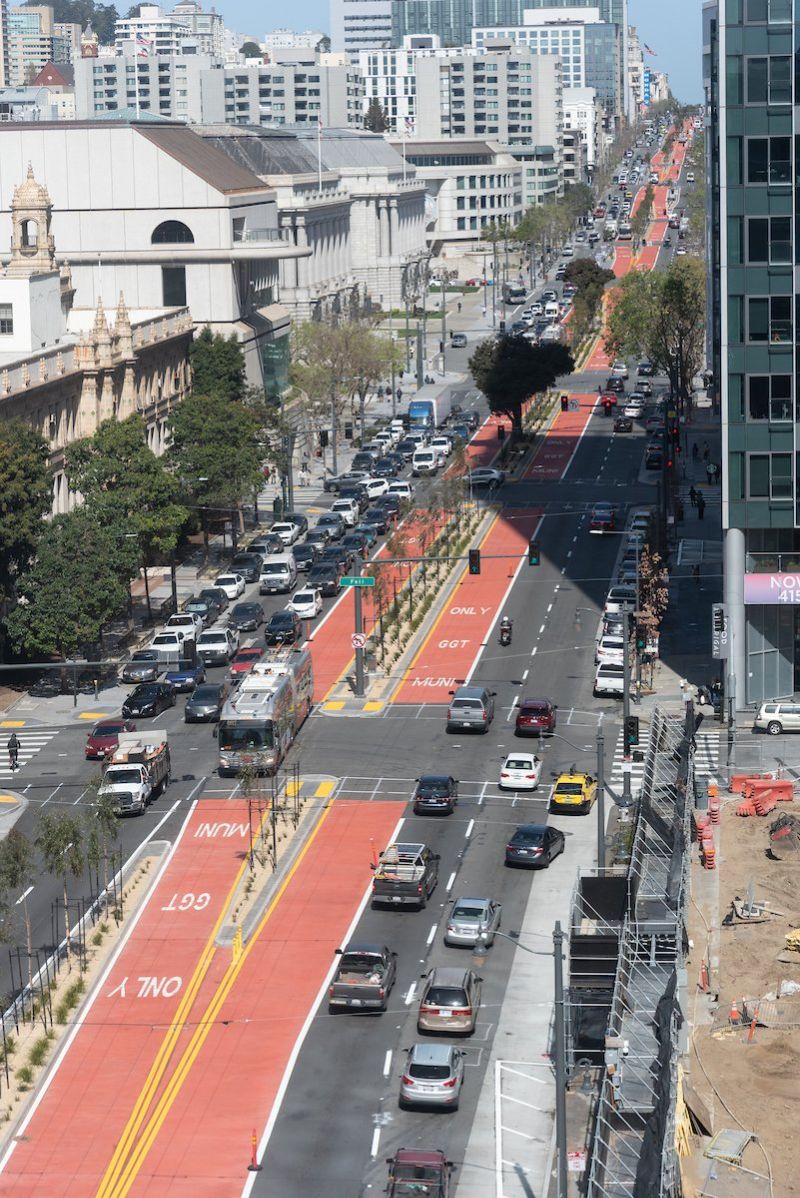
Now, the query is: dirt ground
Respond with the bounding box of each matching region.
[687,799,800,1196]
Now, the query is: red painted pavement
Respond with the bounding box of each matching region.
[522,393,596,482]
[391,507,542,704]
[125,799,402,1197]
[0,801,258,1197]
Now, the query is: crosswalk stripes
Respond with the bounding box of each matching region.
[608,725,721,795]
[0,729,60,778]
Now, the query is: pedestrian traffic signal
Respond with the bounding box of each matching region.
[623,715,640,751]
[528,539,540,566]
[469,548,481,575]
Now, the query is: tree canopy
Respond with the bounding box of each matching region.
[240,40,261,57]
[189,327,246,402]
[363,98,388,133]
[604,256,705,408]
[469,336,574,432]
[0,422,52,609]
[167,391,263,515]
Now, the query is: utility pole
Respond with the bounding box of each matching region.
[330,382,339,476]
[440,277,447,376]
[622,607,632,805]
[354,587,365,697]
[416,322,424,389]
[553,921,568,1198]
[596,725,605,874]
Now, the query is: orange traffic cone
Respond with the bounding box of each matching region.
[729,999,741,1025]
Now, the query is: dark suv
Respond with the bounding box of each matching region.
[413,775,459,816]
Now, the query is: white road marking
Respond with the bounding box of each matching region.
[531,647,537,657]
[404,982,417,1006]
[446,870,457,891]
[465,820,474,838]
[370,1128,381,1159]
[383,1050,393,1078]
[506,694,519,721]
[522,669,529,681]
[538,624,546,635]
[427,924,437,945]
[546,603,553,613]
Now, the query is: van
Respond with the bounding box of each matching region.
[446,685,496,733]
[753,702,800,735]
[412,447,438,477]
[258,553,298,595]
[544,300,559,321]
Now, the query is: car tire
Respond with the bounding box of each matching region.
[767,721,783,736]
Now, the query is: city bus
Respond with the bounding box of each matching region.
[502,281,527,305]
[217,648,313,775]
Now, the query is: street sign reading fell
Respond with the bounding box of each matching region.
[341,576,375,587]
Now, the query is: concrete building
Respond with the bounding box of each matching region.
[262,29,328,52]
[626,21,644,112]
[115,4,191,56]
[74,50,363,127]
[0,82,64,119]
[330,0,392,54]
[30,61,75,116]
[199,124,428,318]
[0,165,193,512]
[562,84,603,170]
[54,21,81,59]
[393,138,522,256]
[0,120,307,391]
[703,0,796,703]
[171,0,224,56]
[8,5,69,86]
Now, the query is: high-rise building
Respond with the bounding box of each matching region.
[115,4,190,56]
[703,0,796,703]
[330,0,392,53]
[8,5,68,85]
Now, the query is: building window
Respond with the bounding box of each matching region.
[748,452,792,498]
[746,136,791,183]
[748,295,792,342]
[746,55,792,103]
[152,220,194,244]
[162,266,186,307]
[0,304,12,335]
[747,216,791,263]
[748,374,792,420]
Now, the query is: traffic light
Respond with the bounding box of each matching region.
[713,607,725,632]
[319,429,329,448]
[528,539,540,566]
[468,548,481,575]
[635,627,646,651]
[623,715,640,752]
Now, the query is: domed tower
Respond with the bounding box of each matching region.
[7,164,56,278]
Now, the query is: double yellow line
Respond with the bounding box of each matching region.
[96,800,333,1198]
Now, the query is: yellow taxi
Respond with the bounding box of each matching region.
[550,772,597,815]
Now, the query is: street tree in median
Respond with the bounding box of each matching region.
[83,780,120,899]
[35,811,84,965]
[65,415,189,620]
[603,256,706,410]
[0,830,35,979]
[469,336,575,434]
[167,391,263,547]
[7,508,137,660]
[189,326,246,402]
[0,422,52,612]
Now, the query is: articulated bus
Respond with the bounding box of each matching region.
[217,648,313,775]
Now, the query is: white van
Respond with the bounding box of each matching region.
[258,553,298,595]
[544,300,560,321]
[412,447,439,477]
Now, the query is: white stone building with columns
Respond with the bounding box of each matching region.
[0,166,193,513]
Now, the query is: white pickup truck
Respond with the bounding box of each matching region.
[99,731,171,816]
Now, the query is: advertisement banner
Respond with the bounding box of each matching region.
[743,573,800,604]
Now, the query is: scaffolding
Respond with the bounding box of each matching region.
[582,705,694,1198]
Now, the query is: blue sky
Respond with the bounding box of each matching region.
[225,0,703,105]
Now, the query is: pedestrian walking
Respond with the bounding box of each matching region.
[692,563,700,586]
[7,732,19,771]
[706,462,714,485]
[688,485,697,507]
[697,490,706,520]
[457,301,462,314]
[702,441,709,462]
[711,462,719,484]
[692,442,698,460]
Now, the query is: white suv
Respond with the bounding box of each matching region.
[753,702,800,736]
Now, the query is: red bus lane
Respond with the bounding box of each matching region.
[0,801,258,1197]
[391,508,542,705]
[123,799,402,1198]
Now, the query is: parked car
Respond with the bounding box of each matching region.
[505,823,565,868]
[413,775,459,816]
[184,597,218,626]
[466,467,505,488]
[590,502,616,533]
[122,682,175,719]
[185,682,228,723]
[85,718,136,760]
[227,602,265,632]
[417,967,482,1035]
[265,609,302,646]
[399,1043,464,1110]
[214,573,246,600]
[444,896,501,948]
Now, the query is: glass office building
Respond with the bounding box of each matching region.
[704,0,799,702]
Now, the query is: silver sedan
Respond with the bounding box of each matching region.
[444,896,501,947]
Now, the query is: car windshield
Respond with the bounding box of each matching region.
[452,904,485,920]
[191,687,220,703]
[106,768,142,783]
[513,829,545,845]
[261,564,288,575]
[133,686,158,697]
[409,1064,451,1080]
[132,652,158,662]
[426,987,468,1007]
[94,723,125,736]
[294,592,314,604]
[522,704,547,715]
[506,758,534,770]
[233,650,261,664]
[270,614,293,627]
[217,577,236,586]
[218,722,274,751]
[557,782,585,794]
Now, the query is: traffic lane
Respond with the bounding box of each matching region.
[254,788,549,1198]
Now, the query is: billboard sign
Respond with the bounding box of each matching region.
[743,573,800,604]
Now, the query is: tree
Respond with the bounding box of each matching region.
[0,830,35,981]
[65,415,189,620]
[0,423,52,611]
[469,336,574,433]
[630,184,654,249]
[167,391,262,546]
[6,508,136,660]
[363,98,388,133]
[35,812,84,965]
[562,182,595,223]
[604,257,706,410]
[240,40,261,58]
[83,782,120,899]
[189,327,246,402]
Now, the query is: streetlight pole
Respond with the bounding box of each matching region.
[596,725,605,874]
[622,606,632,805]
[440,275,447,376]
